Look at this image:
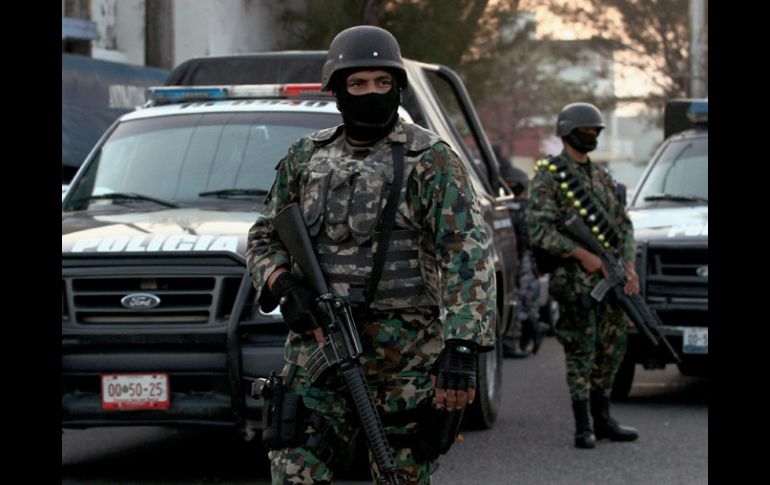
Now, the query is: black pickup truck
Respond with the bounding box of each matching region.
[61,52,518,440]
[611,99,708,399]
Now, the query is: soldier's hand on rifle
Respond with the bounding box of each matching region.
[431,341,477,411]
[268,269,324,345]
[623,262,640,295]
[571,247,609,279]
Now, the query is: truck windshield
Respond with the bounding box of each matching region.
[633,135,708,207]
[64,111,340,211]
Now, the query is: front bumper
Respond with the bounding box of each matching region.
[61,257,289,432]
[61,333,286,429]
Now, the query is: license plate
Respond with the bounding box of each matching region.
[101,373,170,410]
[682,327,708,354]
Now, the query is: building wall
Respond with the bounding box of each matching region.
[540,49,615,99]
[173,0,211,63]
[172,0,289,66]
[207,0,286,56]
[91,0,145,65]
[69,0,293,68]
[114,0,146,64]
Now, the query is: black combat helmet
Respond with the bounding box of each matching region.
[321,25,407,91]
[556,102,605,136]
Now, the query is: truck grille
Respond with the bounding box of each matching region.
[62,256,244,325]
[62,279,69,322]
[643,244,708,300]
[638,242,708,332]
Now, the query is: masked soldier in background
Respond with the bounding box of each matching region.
[246,25,496,484]
[527,102,639,449]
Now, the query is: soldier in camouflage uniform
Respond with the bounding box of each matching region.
[514,251,543,353]
[246,26,496,484]
[527,102,639,449]
[498,157,545,356]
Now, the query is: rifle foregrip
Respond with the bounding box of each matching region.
[615,291,658,345]
[272,203,329,295]
[626,293,682,363]
[342,365,397,476]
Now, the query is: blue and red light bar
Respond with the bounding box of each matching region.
[147,84,332,105]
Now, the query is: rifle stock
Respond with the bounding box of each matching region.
[562,211,681,364]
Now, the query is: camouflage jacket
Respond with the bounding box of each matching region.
[527,150,635,294]
[246,119,496,350]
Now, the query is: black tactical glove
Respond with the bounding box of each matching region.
[432,341,477,392]
[269,272,319,334]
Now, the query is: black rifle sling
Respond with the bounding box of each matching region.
[364,143,405,310]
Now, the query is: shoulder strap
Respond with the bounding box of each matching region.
[364,143,405,310]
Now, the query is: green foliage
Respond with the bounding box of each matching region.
[265,0,512,69]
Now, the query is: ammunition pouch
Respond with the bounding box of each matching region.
[256,373,341,465]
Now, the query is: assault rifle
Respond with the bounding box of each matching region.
[272,203,402,485]
[561,211,681,364]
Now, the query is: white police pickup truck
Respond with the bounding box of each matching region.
[62,84,345,437]
[612,99,708,399]
[62,54,519,440]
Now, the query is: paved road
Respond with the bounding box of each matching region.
[62,336,708,484]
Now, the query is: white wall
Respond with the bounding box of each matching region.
[208,0,286,55]
[173,0,211,63]
[91,0,146,65]
[115,0,146,65]
[81,0,293,68]
[541,48,615,99]
[172,0,288,66]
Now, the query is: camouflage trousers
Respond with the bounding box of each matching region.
[551,290,628,401]
[514,250,541,325]
[268,311,441,485]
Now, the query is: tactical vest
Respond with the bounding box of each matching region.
[298,122,443,311]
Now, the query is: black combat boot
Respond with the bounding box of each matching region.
[531,322,547,355]
[519,319,534,352]
[503,339,529,359]
[590,391,639,441]
[571,399,596,449]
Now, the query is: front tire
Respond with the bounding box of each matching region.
[464,311,503,429]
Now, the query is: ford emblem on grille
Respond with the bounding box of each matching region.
[696,265,708,277]
[121,293,161,309]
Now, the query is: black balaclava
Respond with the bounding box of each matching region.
[564,129,601,154]
[333,69,401,142]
